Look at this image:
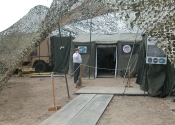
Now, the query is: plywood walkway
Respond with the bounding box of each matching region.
[40,94,113,125]
[75,87,148,96]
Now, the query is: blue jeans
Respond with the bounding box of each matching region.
[74,63,80,83]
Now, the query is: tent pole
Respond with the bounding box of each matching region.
[89,0,92,79]
[122,29,139,95]
[58,21,70,98]
[123,35,138,83]
[89,22,92,79]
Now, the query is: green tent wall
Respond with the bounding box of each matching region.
[69,33,145,78]
[50,36,72,74]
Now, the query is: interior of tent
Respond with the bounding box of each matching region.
[96,46,116,77]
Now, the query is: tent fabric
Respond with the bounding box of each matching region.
[164,61,175,96]
[136,35,175,97]
[73,33,142,43]
[69,42,96,78]
[117,42,142,77]
[50,36,72,74]
[137,59,175,97]
[69,33,144,78]
[147,64,166,96]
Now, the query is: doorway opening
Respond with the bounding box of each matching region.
[95,45,117,78]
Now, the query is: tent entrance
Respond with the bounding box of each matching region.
[95,45,117,78]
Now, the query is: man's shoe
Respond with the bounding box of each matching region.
[75,80,79,87]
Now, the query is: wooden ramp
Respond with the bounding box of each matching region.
[75,87,148,96]
[40,94,113,125]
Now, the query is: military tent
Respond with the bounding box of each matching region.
[50,34,175,97]
[69,33,145,78]
[136,34,175,97]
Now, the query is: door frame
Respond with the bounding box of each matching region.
[95,44,117,78]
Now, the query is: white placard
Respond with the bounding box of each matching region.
[78,46,87,53]
[123,45,131,53]
[146,38,167,64]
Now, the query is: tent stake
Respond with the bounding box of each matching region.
[125,67,133,88]
[48,72,61,111]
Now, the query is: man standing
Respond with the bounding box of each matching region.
[73,48,82,84]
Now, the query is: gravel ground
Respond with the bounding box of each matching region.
[0,76,175,125]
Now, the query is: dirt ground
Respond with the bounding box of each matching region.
[0,75,175,125]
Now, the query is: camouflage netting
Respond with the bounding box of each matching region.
[0,0,175,89]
